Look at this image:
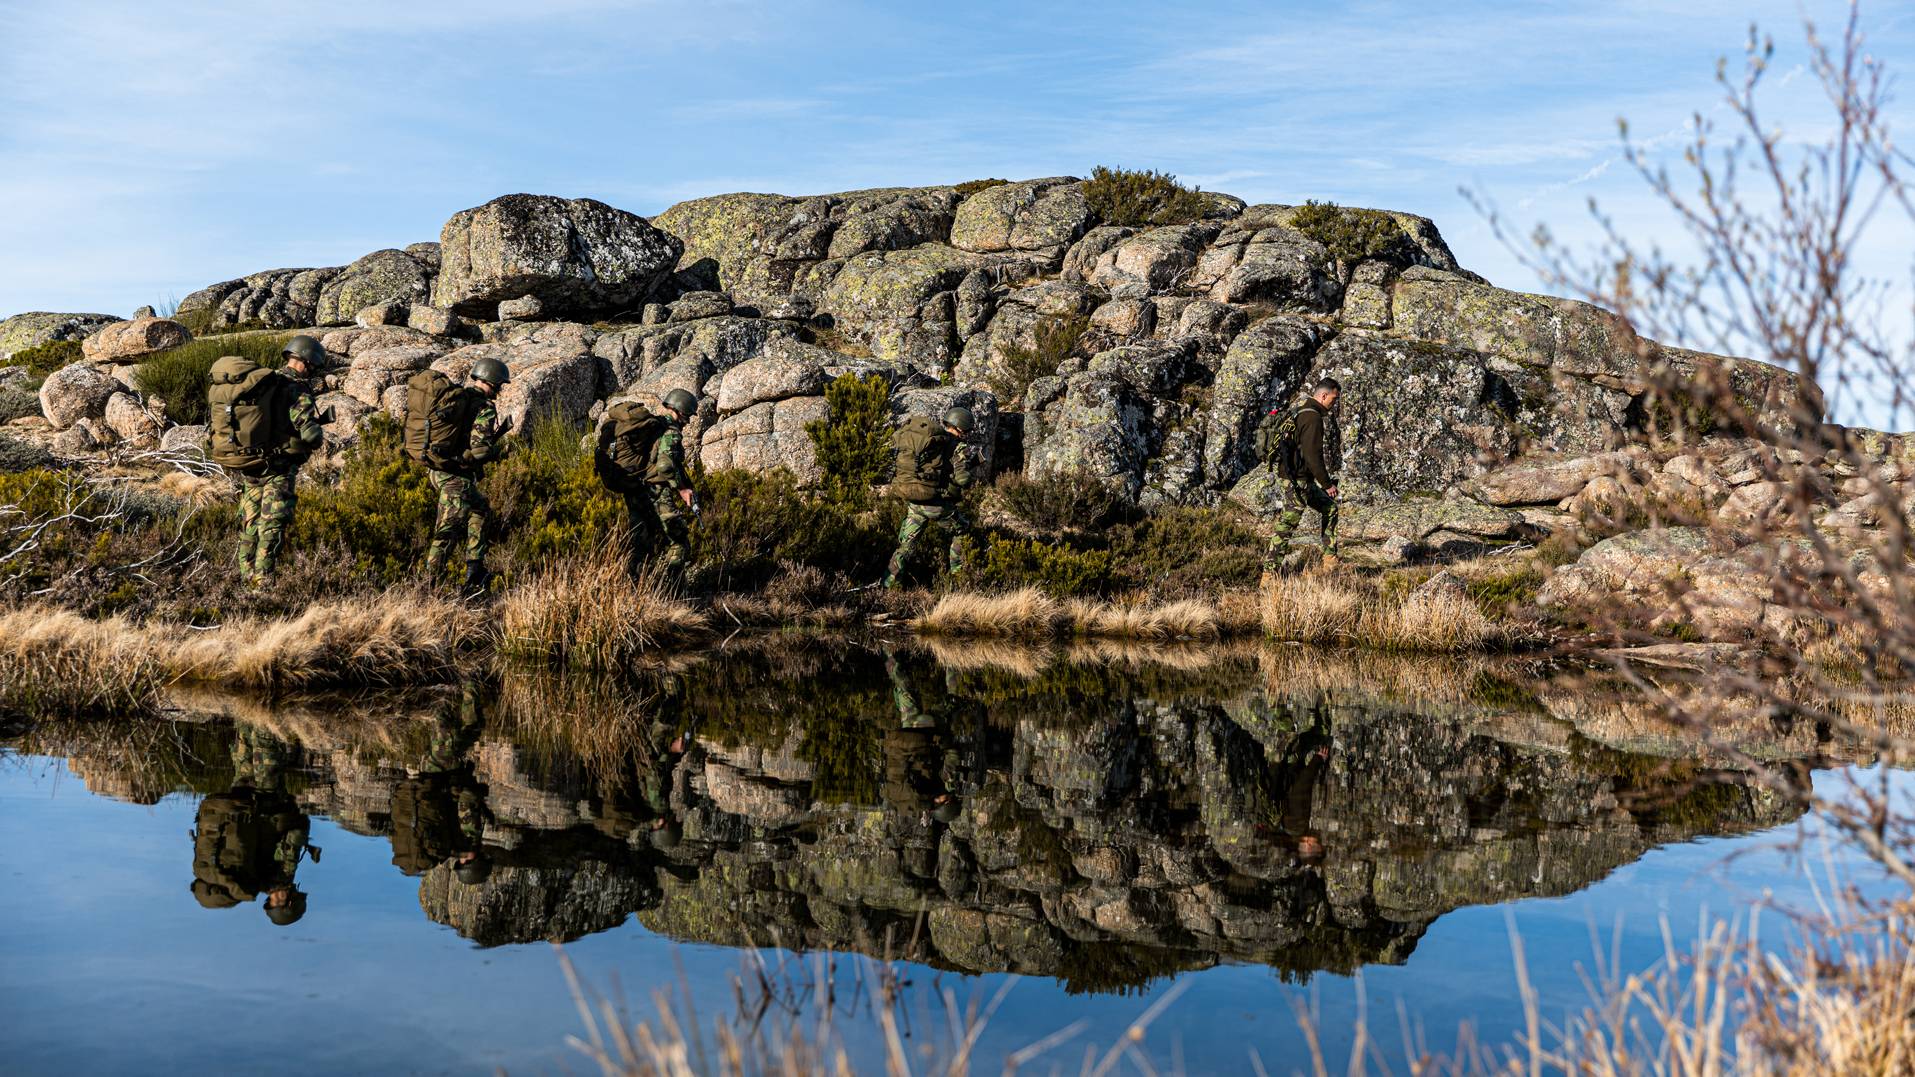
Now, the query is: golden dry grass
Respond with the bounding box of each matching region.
[914,589,1233,641]
[497,547,711,670]
[1260,572,1528,652]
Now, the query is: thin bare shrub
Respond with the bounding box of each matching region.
[497,544,710,669]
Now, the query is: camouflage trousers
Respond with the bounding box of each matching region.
[235,469,297,579]
[887,501,969,586]
[426,470,491,573]
[1265,479,1338,567]
[624,486,691,581]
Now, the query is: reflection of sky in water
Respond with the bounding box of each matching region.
[1,755,1905,1076]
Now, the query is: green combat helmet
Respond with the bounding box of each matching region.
[471,356,511,387]
[941,407,975,435]
[662,388,696,419]
[281,335,326,368]
[455,853,492,886]
[264,888,307,927]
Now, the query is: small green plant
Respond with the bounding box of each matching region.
[953,178,1010,198]
[1463,564,1545,614]
[1286,201,1415,266]
[691,467,898,588]
[1108,506,1265,594]
[1082,166,1210,227]
[995,467,1119,534]
[135,331,294,425]
[989,312,1087,405]
[806,373,893,509]
[973,535,1115,597]
[6,339,82,377]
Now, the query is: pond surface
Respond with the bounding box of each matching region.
[0,644,1903,1075]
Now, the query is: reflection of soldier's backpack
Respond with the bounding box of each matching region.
[389,778,456,876]
[1256,407,1306,481]
[207,356,292,473]
[192,793,262,908]
[403,370,480,470]
[596,401,669,492]
[891,415,948,503]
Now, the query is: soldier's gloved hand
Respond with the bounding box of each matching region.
[496,415,515,438]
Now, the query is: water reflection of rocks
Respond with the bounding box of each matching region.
[17,645,1853,993]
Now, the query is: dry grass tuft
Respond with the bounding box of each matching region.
[0,606,169,717]
[498,545,710,669]
[1261,573,1528,652]
[157,470,229,508]
[172,592,479,690]
[916,589,1232,641]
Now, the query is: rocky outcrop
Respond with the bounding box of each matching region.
[176,266,342,330]
[315,248,436,326]
[38,362,118,430]
[0,312,119,360]
[433,194,682,320]
[80,317,191,363]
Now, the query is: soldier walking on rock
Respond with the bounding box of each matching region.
[208,335,329,586]
[418,357,511,594]
[884,407,978,590]
[1259,378,1343,575]
[594,388,697,585]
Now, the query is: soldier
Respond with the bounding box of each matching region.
[884,407,978,590]
[390,681,493,884]
[190,726,318,926]
[1258,378,1343,575]
[595,388,697,584]
[422,357,511,593]
[211,334,328,586]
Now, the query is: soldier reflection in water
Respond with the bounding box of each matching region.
[1276,706,1332,864]
[389,681,494,885]
[190,725,319,926]
[882,650,962,820]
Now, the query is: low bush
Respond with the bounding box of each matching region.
[6,339,81,377]
[989,312,1087,405]
[806,373,893,509]
[1287,200,1416,266]
[135,331,293,425]
[994,467,1119,535]
[972,535,1114,597]
[1109,505,1264,594]
[497,545,709,670]
[0,434,57,473]
[288,414,436,583]
[953,178,1009,198]
[484,418,620,567]
[1083,166,1211,227]
[692,467,898,589]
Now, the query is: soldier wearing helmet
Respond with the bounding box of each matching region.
[424,356,512,594]
[592,386,699,585]
[883,405,979,589]
[224,334,330,586]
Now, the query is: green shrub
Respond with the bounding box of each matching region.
[0,434,57,473]
[692,467,898,588]
[7,339,82,377]
[288,414,436,583]
[0,382,41,424]
[972,535,1114,597]
[484,418,621,566]
[1463,564,1545,614]
[806,373,893,509]
[1286,200,1415,266]
[995,467,1120,534]
[990,312,1087,405]
[953,178,1010,198]
[1108,506,1264,594]
[135,331,293,425]
[1083,166,1210,227]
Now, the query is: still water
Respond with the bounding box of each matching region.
[0,644,1901,1075]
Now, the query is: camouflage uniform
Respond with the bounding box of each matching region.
[625,422,693,580]
[1262,400,1342,567]
[885,428,977,588]
[425,395,504,577]
[234,375,324,581]
[191,729,314,914]
[390,682,490,875]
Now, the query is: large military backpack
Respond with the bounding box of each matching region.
[191,792,264,908]
[1256,405,1307,481]
[891,415,949,503]
[206,356,292,473]
[388,778,457,877]
[596,401,670,492]
[403,370,479,470]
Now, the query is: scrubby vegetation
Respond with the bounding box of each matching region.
[952,178,1009,198]
[806,373,893,508]
[0,434,57,473]
[484,416,621,565]
[0,378,41,424]
[6,339,82,377]
[135,330,293,424]
[1287,200,1416,266]
[988,312,1087,405]
[1083,166,1210,227]
[289,415,437,583]
[691,467,897,590]
[993,468,1119,535]
[171,308,272,337]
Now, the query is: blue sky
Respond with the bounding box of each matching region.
[2,0,1909,326]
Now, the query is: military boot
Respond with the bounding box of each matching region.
[461,561,490,598]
